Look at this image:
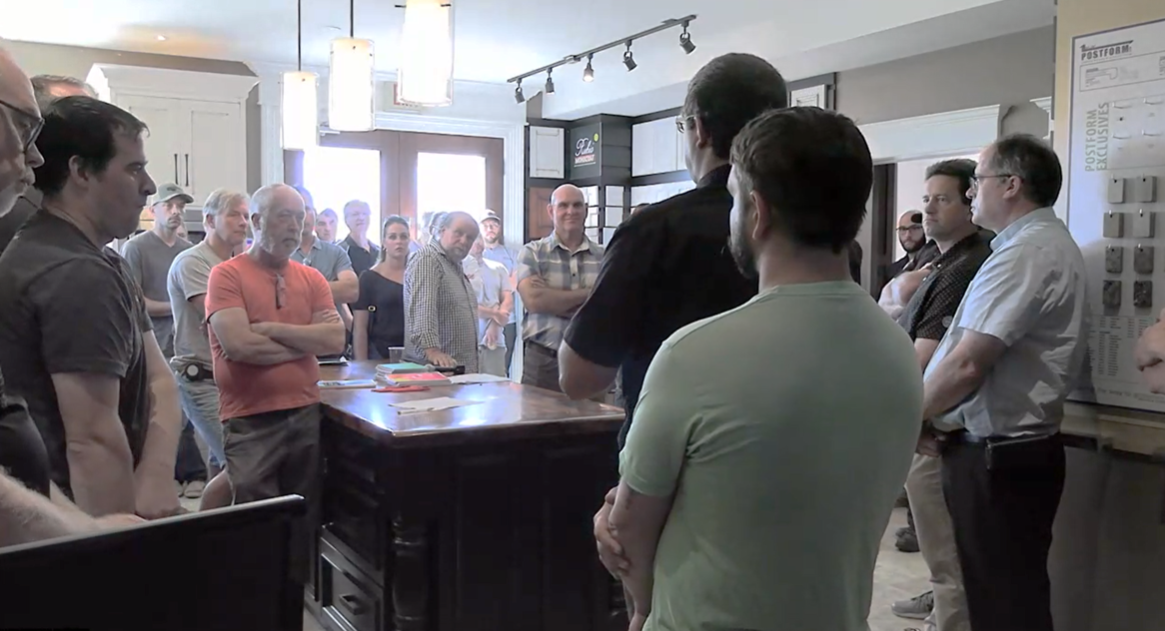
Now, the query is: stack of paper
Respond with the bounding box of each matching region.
[382,372,452,387]
[376,362,430,377]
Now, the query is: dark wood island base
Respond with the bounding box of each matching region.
[309,362,627,631]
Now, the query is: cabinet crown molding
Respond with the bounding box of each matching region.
[87,64,258,104]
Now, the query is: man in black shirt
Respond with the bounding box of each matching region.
[0,96,182,519]
[558,53,788,445]
[341,198,380,276]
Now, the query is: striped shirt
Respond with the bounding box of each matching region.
[404,239,479,372]
[517,232,604,351]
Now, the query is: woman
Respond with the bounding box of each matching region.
[353,216,410,360]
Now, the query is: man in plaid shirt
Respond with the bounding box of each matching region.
[516,184,604,391]
[404,211,480,372]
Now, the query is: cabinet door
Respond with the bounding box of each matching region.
[182,100,245,204]
[118,95,184,187]
[528,126,565,179]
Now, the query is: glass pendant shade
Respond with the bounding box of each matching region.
[397,0,454,107]
[281,70,319,150]
[329,37,376,131]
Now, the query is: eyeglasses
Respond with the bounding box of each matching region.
[896,225,924,233]
[675,115,696,134]
[274,273,286,310]
[970,173,1014,185]
[0,97,44,155]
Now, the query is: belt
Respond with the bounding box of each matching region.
[940,429,1059,446]
[524,340,558,356]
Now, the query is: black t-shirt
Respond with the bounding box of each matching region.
[341,236,380,278]
[0,210,153,496]
[0,192,40,254]
[898,231,994,341]
[0,367,51,496]
[563,165,756,447]
[354,270,405,357]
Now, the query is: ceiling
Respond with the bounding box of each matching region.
[0,0,1053,118]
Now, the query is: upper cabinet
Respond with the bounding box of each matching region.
[632,118,686,177]
[87,64,258,206]
[528,126,565,179]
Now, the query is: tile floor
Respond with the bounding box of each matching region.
[295,507,928,631]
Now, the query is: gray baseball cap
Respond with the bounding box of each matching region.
[155,183,194,205]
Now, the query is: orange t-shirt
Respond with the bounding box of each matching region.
[205,254,333,421]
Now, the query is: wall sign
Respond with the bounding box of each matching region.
[569,123,603,180]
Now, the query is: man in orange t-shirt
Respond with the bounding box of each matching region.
[206,183,345,581]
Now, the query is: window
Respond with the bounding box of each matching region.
[416,152,487,233]
[302,146,382,243]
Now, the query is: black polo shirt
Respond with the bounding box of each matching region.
[563,165,756,447]
[898,230,994,341]
[0,368,51,496]
[341,235,380,277]
[0,210,152,496]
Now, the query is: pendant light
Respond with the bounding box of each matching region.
[328,0,375,131]
[397,0,454,107]
[282,0,319,150]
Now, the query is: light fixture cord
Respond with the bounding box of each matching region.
[350,0,355,37]
[296,0,303,71]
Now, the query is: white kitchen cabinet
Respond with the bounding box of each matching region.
[632,117,686,177]
[528,126,565,179]
[87,64,257,207]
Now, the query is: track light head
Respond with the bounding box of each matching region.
[583,55,595,82]
[680,24,696,54]
[545,69,555,95]
[623,42,637,72]
[514,83,525,103]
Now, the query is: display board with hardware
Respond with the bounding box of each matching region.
[1068,18,1165,411]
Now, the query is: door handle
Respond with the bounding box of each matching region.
[184,154,190,187]
[173,154,178,183]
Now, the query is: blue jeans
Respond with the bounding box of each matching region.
[176,376,225,470]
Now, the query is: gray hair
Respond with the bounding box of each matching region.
[30,75,96,112]
[987,134,1063,208]
[437,211,477,232]
[343,199,371,219]
[202,189,250,217]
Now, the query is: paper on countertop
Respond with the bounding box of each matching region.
[389,396,481,414]
[447,373,510,385]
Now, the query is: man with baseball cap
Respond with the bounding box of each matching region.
[480,210,519,376]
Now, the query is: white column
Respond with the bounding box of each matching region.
[249,63,289,189]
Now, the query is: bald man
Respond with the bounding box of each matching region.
[0,73,94,253]
[404,210,481,371]
[516,184,604,391]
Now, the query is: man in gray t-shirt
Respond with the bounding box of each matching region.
[122,183,193,357]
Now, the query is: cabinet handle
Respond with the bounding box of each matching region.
[173,154,178,183]
[339,593,367,616]
[184,154,190,187]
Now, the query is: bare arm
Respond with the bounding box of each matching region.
[133,332,182,518]
[914,338,941,372]
[330,270,359,305]
[339,303,354,331]
[353,310,371,360]
[143,297,172,318]
[517,276,589,317]
[495,288,514,325]
[559,340,619,400]
[0,473,92,546]
[50,373,136,516]
[922,330,1007,420]
[208,308,305,365]
[256,308,346,356]
[608,481,674,625]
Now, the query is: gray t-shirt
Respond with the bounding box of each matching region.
[168,240,227,369]
[122,230,192,357]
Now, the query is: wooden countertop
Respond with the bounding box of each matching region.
[318,361,625,448]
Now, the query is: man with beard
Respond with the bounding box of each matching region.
[404,211,481,371]
[480,210,519,376]
[593,107,921,631]
[887,211,936,280]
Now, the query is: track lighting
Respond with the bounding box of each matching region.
[623,43,637,72]
[680,22,696,54]
[583,55,595,82]
[514,83,525,103]
[545,69,555,94]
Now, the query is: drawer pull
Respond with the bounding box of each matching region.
[339,593,367,616]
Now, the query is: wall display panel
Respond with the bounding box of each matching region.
[1068,17,1165,411]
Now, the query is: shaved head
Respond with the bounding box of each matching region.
[0,45,43,217]
[547,183,587,238]
[251,183,307,260]
[897,210,922,228]
[550,184,584,206]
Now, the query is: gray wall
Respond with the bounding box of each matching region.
[836,25,1054,137]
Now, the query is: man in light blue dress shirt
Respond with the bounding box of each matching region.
[918,134,1088,631]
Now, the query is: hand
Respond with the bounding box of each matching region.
[594,487,629,576]
[1142,362,1165,393]
[1134,323,1165,370]
[95,513,147,529]
[916,426,942,458]
[484,324,501,349]
[425,349,457,368]
[134,475,183,520]
[492,310,510,326]
[628,613,648,631]
[250,321,275,337]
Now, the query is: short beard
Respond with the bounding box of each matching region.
[729,228,758,279]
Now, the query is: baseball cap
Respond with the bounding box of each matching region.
[481,210,501,224]
[155,183,194,205]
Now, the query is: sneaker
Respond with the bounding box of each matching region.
[891,591,934,620]
[896,528,920,553]
[184,480,207,499]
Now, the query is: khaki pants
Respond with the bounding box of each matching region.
[905,453,970,631]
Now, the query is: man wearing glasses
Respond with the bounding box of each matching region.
[205,183,345,583]
[882,210,937,290]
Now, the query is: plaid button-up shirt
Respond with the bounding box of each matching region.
[404,240,479,372]
[516,232,604,351]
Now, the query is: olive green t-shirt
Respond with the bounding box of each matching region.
[620,281,922,631]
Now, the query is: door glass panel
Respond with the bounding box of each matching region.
[416,152,487,235]
[303,146,381,243]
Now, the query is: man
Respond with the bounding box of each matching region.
[291,186,358,333]
[890,159,992,631]
[480,209,520,375]
[919,134,1087,631]
[890,211,933,274]
[517,185,603,392]
[316,207,338,243]
[0,74,94,253]
[464,235,513,377]
[559,53,785,441]
[206,183,345,578]
[404,211,480,371]
[0,95,181,519]
[340,199,379,276]
[168,188,251,511]
[595,107,922,631]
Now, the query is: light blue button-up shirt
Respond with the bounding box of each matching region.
[925,208,1089,437]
